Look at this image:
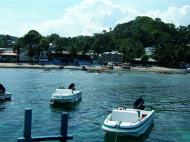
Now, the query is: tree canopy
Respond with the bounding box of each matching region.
[1,16,190,67]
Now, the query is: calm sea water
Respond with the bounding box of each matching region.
[0,68,190,142]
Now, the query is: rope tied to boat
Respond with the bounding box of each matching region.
[114,132,118,142]
[115,121,121,129]
[114,121,121,142]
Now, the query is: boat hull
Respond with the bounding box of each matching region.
[50,91,82,105]
[186,68,190,73]
[102,109,154,137]
[0,92,11,101]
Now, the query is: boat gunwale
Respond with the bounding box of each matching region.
[103,109,154,129]
[102,118,153,136]
[52,89,82,97]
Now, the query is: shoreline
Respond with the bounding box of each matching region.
[0,63,187,74]
[130,66,186,74]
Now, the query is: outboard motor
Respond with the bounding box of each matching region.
[82,66,87,71]
[68,83,75,90]
[133,97,145,110]
[0,84,5,94]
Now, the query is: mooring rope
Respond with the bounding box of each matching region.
[114,132,118,142]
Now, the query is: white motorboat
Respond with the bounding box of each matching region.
[107,62,113,69]
[102,108,154,137]
[0,92,11,101]
[50,89,82,105]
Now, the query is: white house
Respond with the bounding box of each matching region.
[145,47,155,56]
[0,48,17,62]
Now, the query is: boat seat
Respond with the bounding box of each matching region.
[111,110,139,122]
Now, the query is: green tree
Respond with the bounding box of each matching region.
[70,45,77,60]
[141,54,149,64]
[13,38,24,63]
[39,37,49,52]
[0,38,5,48]
[23,30,42,62]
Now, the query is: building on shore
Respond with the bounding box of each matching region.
[48,51,92,65]
[48,51,73,65]
[76,52,92,65]
[132,57,158,66]
[19,49,39,63]
[90,52,100,65]
[145,47,155,56]
[101,51,123,65]
[39,51,49,65]
[0,48,17,62]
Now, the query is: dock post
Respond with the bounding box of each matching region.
[60,112,68,142]
[17,110,72,141]
[24,108,32,142]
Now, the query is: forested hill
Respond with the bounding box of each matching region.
[112,16,190,66]
[113,16,177,47]
[1,16,190,67]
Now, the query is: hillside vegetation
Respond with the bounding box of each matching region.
[1,16,190,67]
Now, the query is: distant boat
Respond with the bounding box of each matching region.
[107,62,113,69]
[186,68,190,73]
[59,66,64,69]
[102,108,154,137]
[0,92,11,101]
[122,63,131,69]
[82,65,87,71]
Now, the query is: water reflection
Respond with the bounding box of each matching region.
[0,102,5,110]
[0,100,11,110]
[0,69,190,142]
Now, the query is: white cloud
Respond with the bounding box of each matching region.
[117,5,190,27]
[2,0,190,37]
[30,0,118,37]
[34,1,190,37]
[145,5,190,26]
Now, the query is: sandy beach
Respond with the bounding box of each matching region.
[0,63,187,74]
[130,66,186,74]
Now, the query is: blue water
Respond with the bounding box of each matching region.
[0,69,190,142]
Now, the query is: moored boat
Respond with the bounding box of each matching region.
[50,83,82,105]
[0,84,11,101]
[102,97,154,137]
[107,62,113,69]
[186,68,190,73]
[0,92,11,101]
[102,108,154,137]
[122,63,131,69]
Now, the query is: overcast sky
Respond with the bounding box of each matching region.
[0,0,190,37]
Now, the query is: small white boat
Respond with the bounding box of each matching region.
[102,108,154,137]
[50,89,82,105]
[0,92,11,101]
[107,62,113,69]
[122,63,130,69]
[186,68,190,73]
